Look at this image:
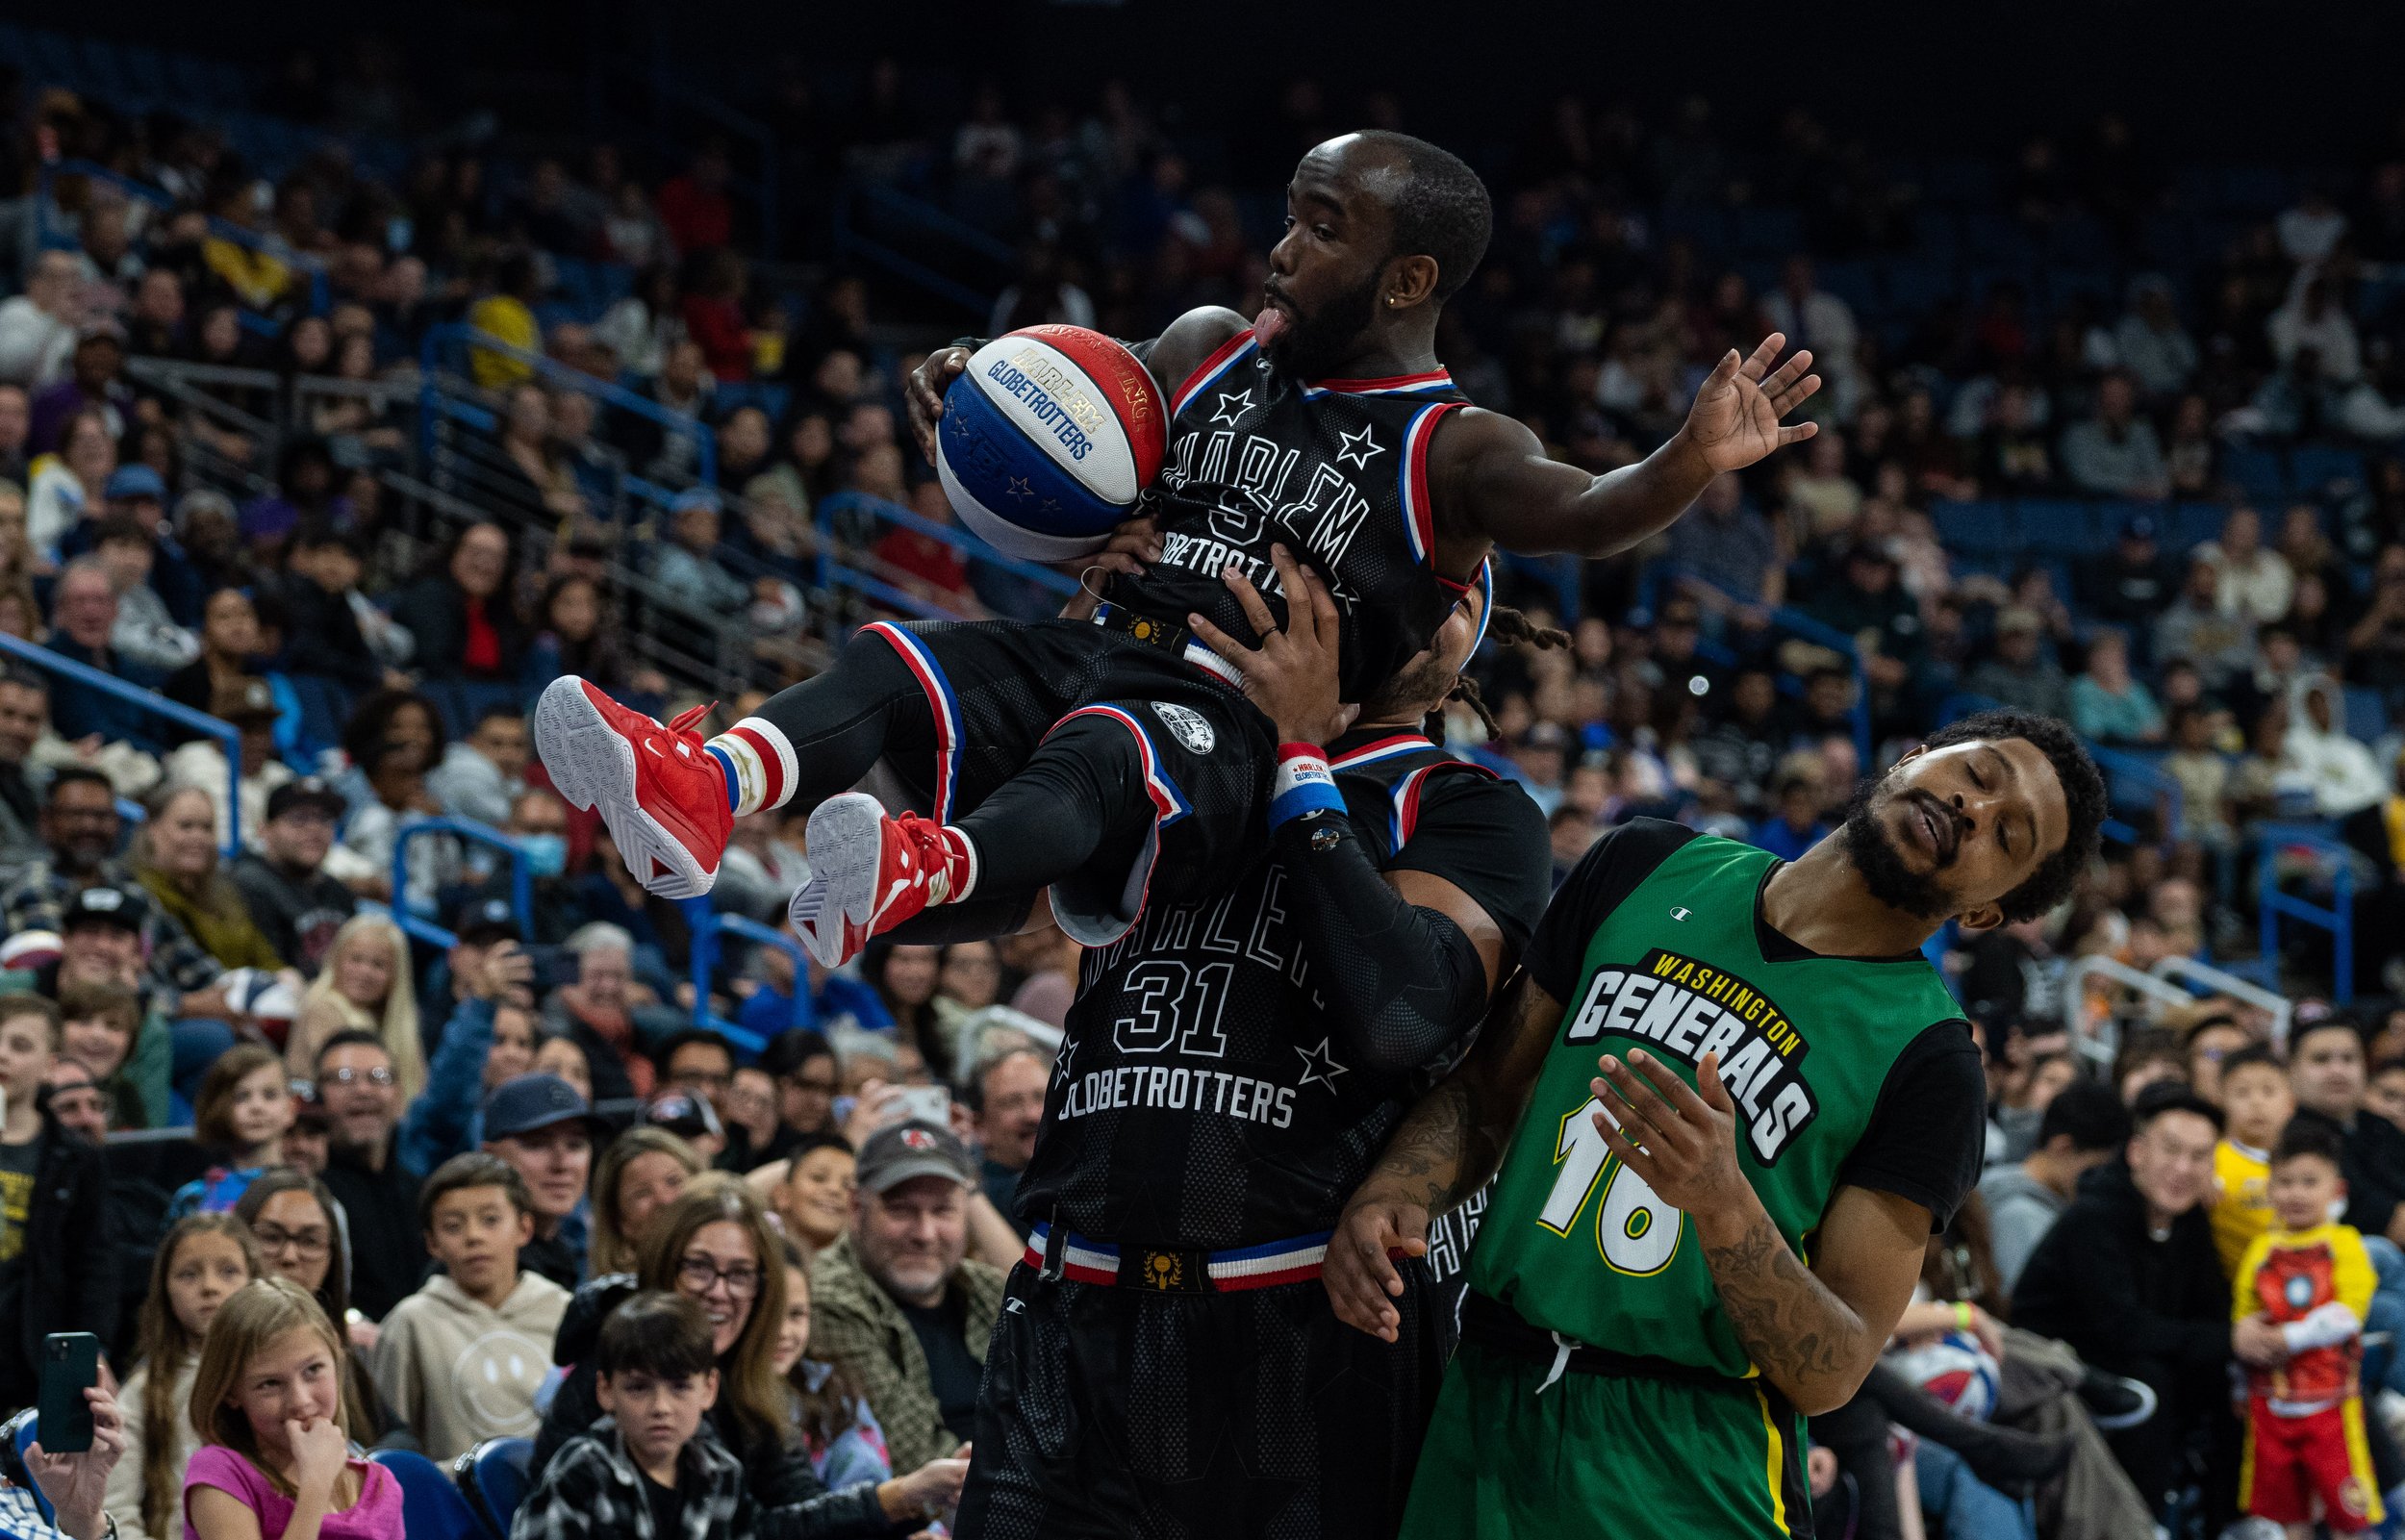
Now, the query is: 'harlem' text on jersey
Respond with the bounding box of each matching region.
[1562,948,1818,1163]
[1104,330,1476,704]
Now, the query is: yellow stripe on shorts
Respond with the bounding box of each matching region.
[1756,1387,1788,1535]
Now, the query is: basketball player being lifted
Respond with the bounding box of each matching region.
[885,545,1557,1539]
[536,129,1821,967]
[1323,714,2109,1539]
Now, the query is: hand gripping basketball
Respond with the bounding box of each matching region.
[1186,543,1359,747]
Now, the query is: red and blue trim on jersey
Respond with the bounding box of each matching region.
[1386,760,1497,849]
[1023,1224,1334,1291]
[1329,733,1437,772]
[1050,706,1190,825]
[1398,401,1460,566]
[1171,330,1260,418]
[1301,366,1456,401]
[861,622,965,823]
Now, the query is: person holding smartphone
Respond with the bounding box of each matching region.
[9,1375,131,1540]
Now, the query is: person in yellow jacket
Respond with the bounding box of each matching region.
[467,252,544,390]
[2214,1043,2294,1276]
[2234,1118,2383,1536]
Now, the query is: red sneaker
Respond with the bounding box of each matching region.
[534,676,731,898]
[789,792,973,968]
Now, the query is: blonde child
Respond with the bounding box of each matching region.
[182,1278,404,1540]
[108,1215,263,1540]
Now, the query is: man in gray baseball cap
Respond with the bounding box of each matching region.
[808,1120,1005,1477]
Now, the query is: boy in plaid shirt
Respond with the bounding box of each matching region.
[511,1292,747,1540]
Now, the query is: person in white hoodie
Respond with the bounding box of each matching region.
[2284,673,2390,817]
[368,1150,571,1463]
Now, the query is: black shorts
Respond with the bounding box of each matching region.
[854,619,1273,946]
[953,1260,1453,1540]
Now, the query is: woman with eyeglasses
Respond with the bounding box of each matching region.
[533,1174,968,1531]
[230,1170,414,1452]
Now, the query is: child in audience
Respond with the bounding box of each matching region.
[2212,1044,2294,1278]
[57,979,155,1129]
[168,1045,294,1218]
[2235,1118,2383,1537]
[183,1276,405,1540]
[109,1215,264,1540]
[512,1291,749,1539]
[768,1239,890,1490]
[369,1151,570,1462]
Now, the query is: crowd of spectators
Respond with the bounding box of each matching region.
[2,33,2405,1540]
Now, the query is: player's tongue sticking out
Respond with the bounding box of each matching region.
[1253,302,1290,348]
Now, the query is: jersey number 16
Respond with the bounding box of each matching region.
[1536,1097,1683,1276]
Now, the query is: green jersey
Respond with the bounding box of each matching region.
[1467,820,1985,1377]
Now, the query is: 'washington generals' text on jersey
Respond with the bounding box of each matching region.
[1012,733,1549,1249]
[1104,331,1478,704]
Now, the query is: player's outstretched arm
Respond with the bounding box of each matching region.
[1324,973,1562,1341]
[1588,1049,1928,1415]
[1434,334,1819,563]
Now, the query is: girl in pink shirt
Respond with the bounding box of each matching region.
[181,1278,402,1540]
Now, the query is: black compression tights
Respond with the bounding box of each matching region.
[742,636,1154,898]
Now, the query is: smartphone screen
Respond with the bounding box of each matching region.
[38,1333,98,1455]
[893,1085,951,1126]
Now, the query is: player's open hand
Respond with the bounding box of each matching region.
[907,345,975,462]
[1187,543,1358,746]
[1325,1194,1430,1343]
[1588,1048,1749,1216]
[1680,334,1820,473]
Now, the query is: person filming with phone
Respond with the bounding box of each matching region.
[5,1369,130,1540]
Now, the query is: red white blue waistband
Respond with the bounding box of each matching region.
[1022,1223,1333,1291]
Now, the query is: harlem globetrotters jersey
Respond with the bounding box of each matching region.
[1105,330,1480,705]
[1469,820,1986,1378]
[1012,731,1551,1250]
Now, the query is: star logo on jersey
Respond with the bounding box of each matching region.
[1334,424,1385,469]
[1005,476,1034,499]
[1212,390,1255,428]
[1294,1037,1348,1093]
[1052,1038,1077,1081]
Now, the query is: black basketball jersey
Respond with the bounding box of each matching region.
[1012,731,1552,1249]
[1104,330,1479,705]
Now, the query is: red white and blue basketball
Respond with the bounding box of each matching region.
[1892,1330,2000,1422]
[936,325,1168,563]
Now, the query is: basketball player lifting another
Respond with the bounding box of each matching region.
[536,129,1821,969]
[1322,715,2110,1539]
[879,547,1556,1539]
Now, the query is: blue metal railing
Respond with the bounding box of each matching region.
[676,898,774,1054]
[831,178,1013,316]
[0,632,242,854]
[389,816,533,950]
[418,324,718,489]
[2255,820,2358,1006]
[37,159,330,316]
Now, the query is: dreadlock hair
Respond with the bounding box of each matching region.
[1430,604,1571,741]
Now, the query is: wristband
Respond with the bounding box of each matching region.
[1270,743,1345,830]
[1951,1300,1974,1331]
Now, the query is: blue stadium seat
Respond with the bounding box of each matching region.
[2290,446,2366,494]
[2218,444,2288,503]
[2345,687,2387,746]
[719,382,793,422]
[3,1408,50,1524]
[1933,500,2013,555]
[2171,502,2230,551]
[455,1436,535,1540]
[369,1450,482,1540]
[2012,500,2089,555]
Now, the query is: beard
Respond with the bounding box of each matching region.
[1838,776,1955,921]
[1265,267,1384,381]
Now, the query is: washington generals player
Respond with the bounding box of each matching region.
[536,128,1819,971]
[922,549,1556,1539]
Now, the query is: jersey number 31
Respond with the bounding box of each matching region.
[1536,1097,1683,1275]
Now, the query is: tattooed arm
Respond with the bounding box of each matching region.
[1589,1048,1931,1415]
[1323,972,1563,1341]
